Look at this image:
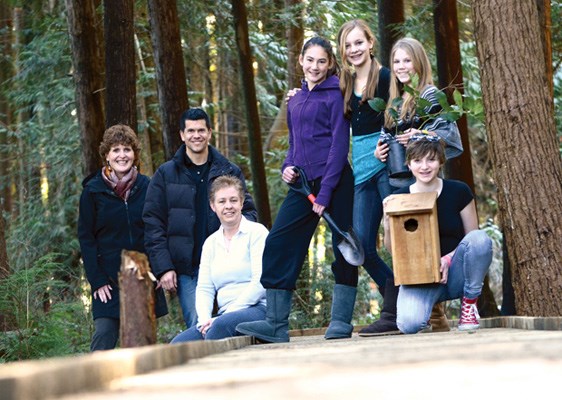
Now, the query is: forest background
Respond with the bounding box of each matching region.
[0,0,560,362]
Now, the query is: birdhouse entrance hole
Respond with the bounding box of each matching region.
[404,218,418,232]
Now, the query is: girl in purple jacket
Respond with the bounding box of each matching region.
[237,36,356,342]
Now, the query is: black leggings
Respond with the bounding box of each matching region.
[260,165,357,289]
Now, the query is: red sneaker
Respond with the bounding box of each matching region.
[458,297,480,331]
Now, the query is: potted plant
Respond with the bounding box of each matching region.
[368,79,480,179]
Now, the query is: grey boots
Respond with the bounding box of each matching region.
[236,288,293,343]
[324,284,357,339]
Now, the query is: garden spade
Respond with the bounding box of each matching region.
[288,166,364,266]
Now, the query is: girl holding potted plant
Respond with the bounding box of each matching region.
[375,37,463,188]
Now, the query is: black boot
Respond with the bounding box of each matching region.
[324,284,357,340]
[358,278,400,336]
[236,289,293,343]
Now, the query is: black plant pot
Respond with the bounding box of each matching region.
[384,135,412,179]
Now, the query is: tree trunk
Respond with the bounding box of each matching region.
[0,2,13,213]
[13,7,26,219]
[264,0,303,152]
[0,4,14,331]
[119,250,156,348]
[432,0,475,192]
[147,0,187,161]
[230,0,272,228]
[104,0,137,130]
[133,4,164,171]
[536,0,553,98]
[65,0,106,177]
[473,0,562,316]
[377,0,404,67]
[285,0,304,89]
[134,33,154,176]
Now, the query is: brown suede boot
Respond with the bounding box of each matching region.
[429,302,450,332]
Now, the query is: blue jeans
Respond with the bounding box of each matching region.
[170,304,266,343]
[177,273,198,328]
[353,168,394,289]
[397,230,493,334]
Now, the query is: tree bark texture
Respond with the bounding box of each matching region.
[104,0,137,130]
[285,0,304,89]
[147,0,187,162]
[536,0,553,98]
[433,0,476,193]
[377,0,404,67]
[119,250,156,348]
[65,0,106,177]
[473,0,562,316]
[263,0,302,152]
[231,0,272,228]
[0,1,13,212]
[134,32,154,176]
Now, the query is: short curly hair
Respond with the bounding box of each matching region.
[99,124,141,168]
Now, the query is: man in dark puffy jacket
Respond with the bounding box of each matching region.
[143,108,257,328]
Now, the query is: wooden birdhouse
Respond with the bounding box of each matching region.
[385,192,441,285]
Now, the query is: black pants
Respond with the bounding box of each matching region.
[91,317,119,351]
[261,165,357,289]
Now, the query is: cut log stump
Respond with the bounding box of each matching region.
[119,250,156,348]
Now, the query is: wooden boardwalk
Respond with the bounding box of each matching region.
[1,317,562,400]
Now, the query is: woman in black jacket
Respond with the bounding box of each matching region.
[78,125,166,351]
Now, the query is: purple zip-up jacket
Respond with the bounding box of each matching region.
[283,75,351,207]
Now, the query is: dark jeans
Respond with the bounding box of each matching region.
[261,165,357,289]
[170,304,266,343]
[91,317,119,351]
[353,168,395,290]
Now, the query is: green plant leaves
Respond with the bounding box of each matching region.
[435,90,452,111]
[367,97,387,112]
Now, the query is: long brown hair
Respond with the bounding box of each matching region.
[385,38,434,128]
[337,19,381,118]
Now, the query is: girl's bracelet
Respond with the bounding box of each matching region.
[442,254,452,267]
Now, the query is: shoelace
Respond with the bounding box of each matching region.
[460,302,480,324]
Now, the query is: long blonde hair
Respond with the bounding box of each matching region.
[337,19,381,119]
[385,38,433,128]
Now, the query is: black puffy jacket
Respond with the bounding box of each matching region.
[142,145,257,277]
